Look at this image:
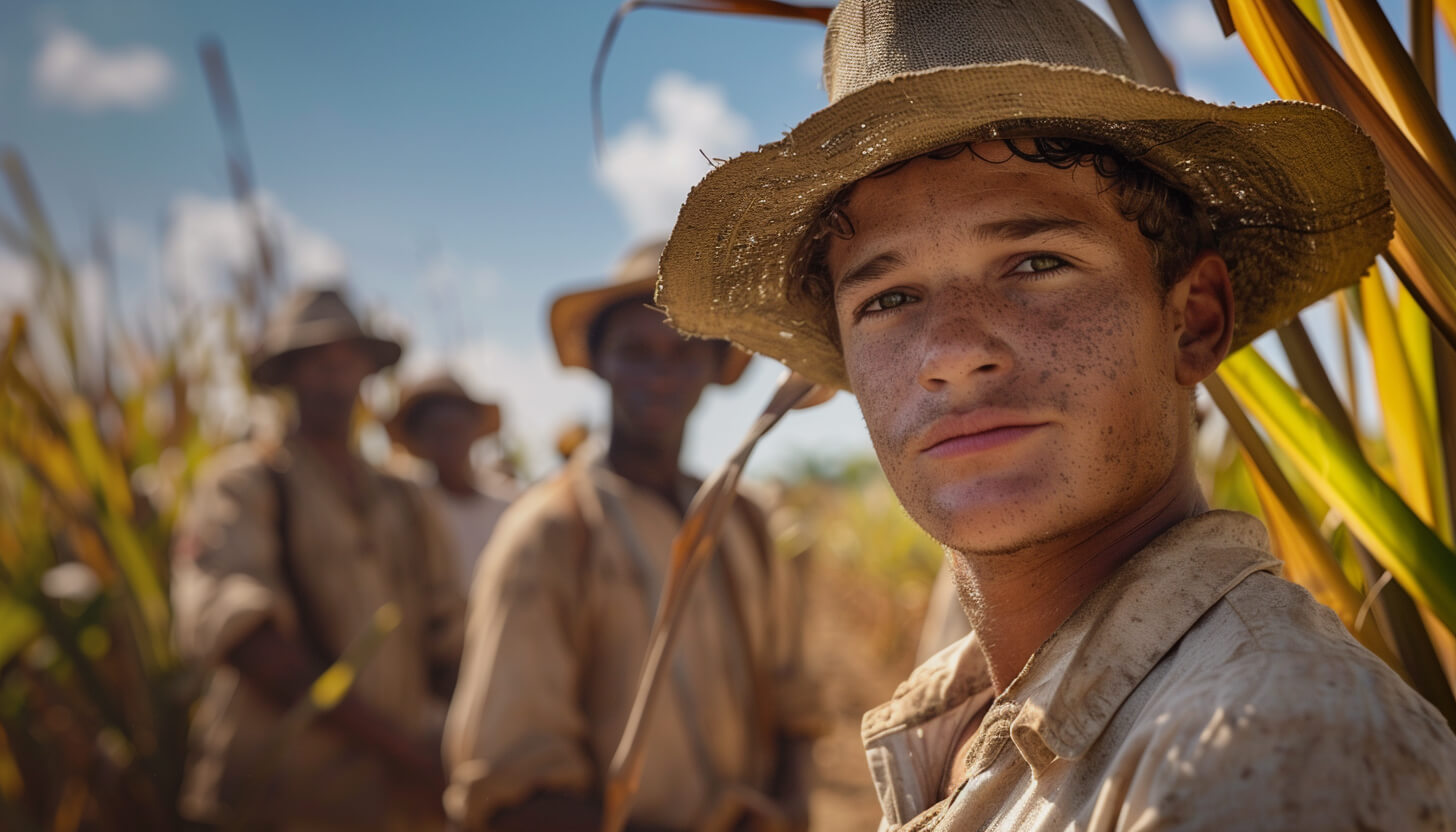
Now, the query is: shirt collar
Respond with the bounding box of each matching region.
[863,511,1278,777]
[1002,510,1278,774]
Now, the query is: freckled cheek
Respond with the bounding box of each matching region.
[844,332,920,449]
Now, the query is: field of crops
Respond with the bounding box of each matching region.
[8,0,1456,828]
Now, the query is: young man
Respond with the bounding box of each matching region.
[443,240,823,832]
[172,288,464,831]
[389,372,515,585]
[654,1,1456,828]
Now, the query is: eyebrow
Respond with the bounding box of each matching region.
[967,213,1092,243]
[833,213,1095,301]
[834,251,907,301]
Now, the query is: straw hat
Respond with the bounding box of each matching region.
[387,372,501,453]
[250,287,402,387]
[657,0,1394,390]
[549,239,751,385]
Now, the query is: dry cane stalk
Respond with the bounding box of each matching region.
[600,371,820,832]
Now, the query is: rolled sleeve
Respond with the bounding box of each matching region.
[443,487,596,830]
[171,452,297,666]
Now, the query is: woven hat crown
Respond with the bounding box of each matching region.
[264,287,365,339]
[251,286,402,386]
[825,0,1145,102]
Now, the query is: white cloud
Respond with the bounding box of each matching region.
[162,191,348,300]
[33,24,174,113]
[597,72,753,238]
[1160,0,1244,61]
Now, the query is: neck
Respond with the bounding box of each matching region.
[293,415,354,471]
[436,465,479,496]
[952,461,1207,695]
[606,424,684,508]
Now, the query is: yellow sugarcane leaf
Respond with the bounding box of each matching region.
[1225,0,1311,98]
[1360,270,1439,527]
[62,396,134,519]
[1325,0,1456,189]
[1225,0,1456,352]
[1207,376,1389,652]
[0,596,41,668]
[1434,0,1456,71]
[1242,451,1344,611]
[1393,281,1451,543]
[1397,284,1438,436]
[1219,347,1456,636]
[1245,450,1402,668]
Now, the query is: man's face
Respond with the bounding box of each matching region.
[826,144,1194,554]
[594,301,721,442]
[409,399,480,468]
[284,341,374,432]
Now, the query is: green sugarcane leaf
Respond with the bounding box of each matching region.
[1219,346,1456,635]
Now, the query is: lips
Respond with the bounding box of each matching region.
[917,409,1049,457]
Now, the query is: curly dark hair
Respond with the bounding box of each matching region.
[791,138,1217,348]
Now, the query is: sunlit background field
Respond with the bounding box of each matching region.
[7,0,1456,828]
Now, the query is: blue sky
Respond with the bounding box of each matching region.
[0,0,1447,477]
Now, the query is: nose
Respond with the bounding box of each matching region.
[915,296,1013,393]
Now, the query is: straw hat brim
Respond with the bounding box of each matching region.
[550,275,751,385]
[387,392,502,455]
[251,322,402,387]
[658,61,1394,391]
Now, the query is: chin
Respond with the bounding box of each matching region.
[911,473,1073,554]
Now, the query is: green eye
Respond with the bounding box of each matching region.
[1013,255,1068,274]
[867,290,915,312]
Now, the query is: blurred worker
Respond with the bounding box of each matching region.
[444,241,824,832]
[389,372,515,585]
[171,287,464,831]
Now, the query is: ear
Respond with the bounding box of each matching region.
[1169,251,1234,386]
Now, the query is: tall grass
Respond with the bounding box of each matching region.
[0,148,236,830]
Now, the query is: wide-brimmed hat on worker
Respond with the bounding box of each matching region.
[386,372,502,455]
[550,239,751,385]
[656,0,1394,391]
[250,286,403,387]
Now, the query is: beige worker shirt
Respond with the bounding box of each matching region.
[443,449,823,831]
[427,483,513,585]
[864,511,1456,831]
[172,436,466,831]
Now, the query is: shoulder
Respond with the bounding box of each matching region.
[184,441,277,512]
[481,470,590,569]
[1125,574,1456,827]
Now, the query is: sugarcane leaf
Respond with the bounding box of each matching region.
[61,397,134,520]
[0,598,41,669]
[1359,269,1441,528]
[1438,0,1456,52]
[1204,376,1392,652]
[1224,0,1456,352]
[1105,0,1178,88]
[1219,347,1456,636]
[1324,0,1456,189]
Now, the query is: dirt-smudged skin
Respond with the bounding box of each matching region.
[827,147,1189,560]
